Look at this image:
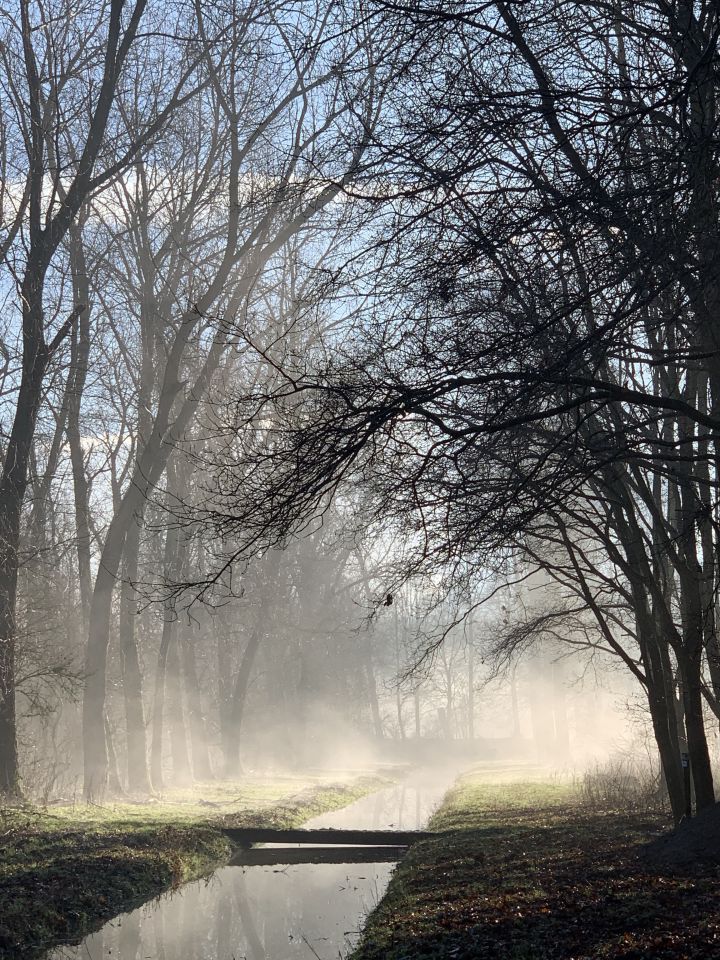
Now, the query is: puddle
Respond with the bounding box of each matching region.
[46,767,457,960]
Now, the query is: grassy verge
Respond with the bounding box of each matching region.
[1,772,389,959]
[353,768,720,960]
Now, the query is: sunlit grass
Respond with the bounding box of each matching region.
[431,767,581,832]
[36,774,348,826]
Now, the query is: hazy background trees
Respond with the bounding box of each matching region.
[2,0,718,818]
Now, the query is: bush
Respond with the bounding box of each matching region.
[578,758,666,814]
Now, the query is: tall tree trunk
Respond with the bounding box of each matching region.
[83,516,130,797]
[0,0,153,794]
[671,376,715,809]
[83,329,229,796]
[223,629,262,777]
[172,455,212,780]
[166,618,192,786]
[0,278,50,795]
[647,683,687,824]
[677,642,715,811]
[467,632,475,740]
[180,620,213,781]
[66,223,93,619]
[105,716,125,796]
[119,519,151,794]
[150,523,180,793]
[605,468,688,822]
[366,655,383,738]
[0,0,156,793]
[223,550,282,776]
[150,623,171,794]
[644,619,687,824]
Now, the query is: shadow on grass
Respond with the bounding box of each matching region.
[355,812,720,960]
[0,823,226,960]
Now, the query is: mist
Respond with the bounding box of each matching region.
[18,523,648,802]
[3,2,720,958]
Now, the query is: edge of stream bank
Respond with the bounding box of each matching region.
[348,770,707,960]
[1,772,392,960]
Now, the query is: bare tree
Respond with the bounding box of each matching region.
[0,0,209,795]
[190,0,720,819]
[73,0,393,796]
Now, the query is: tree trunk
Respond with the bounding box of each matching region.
[223,550,282,776]
[150,618,171,794]
[171,456,213,781]
[180,620,213,781]
[67,224,93,619]
[105,715,125,797]
[646,630,687,824]
[0,571,19,796]
[119,519,151,795]
[150,523,180,793]
[223,629,262,777]
[83,519,129,798]
[605,471,688,822]
[82,326,229,796]
[166,619,192,786]
[0,278,50,795]
[677,645,715,811]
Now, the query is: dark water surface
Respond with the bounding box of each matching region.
[46,767,456,960]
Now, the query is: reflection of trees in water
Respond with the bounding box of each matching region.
[119,912,141,960]
[51,860,396,960]
[182,886,207,958]
[365,782,439,831]
[153,899,167,960]
[235,870,266,960]
[215,884,233,958]
[50,781,451,960]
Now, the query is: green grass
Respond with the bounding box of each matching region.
[0,772,389,959]
[352,768,720,960]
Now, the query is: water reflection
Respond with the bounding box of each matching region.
[47,769,455,960]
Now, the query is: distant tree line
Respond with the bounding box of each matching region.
[0,0,408,798]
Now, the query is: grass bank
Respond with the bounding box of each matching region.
[1,771,389,959]
[353,767,720,960]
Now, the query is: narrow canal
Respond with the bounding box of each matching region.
[47,766,458,960]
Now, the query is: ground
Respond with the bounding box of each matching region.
[8,765,720,960]
[0,770,389,959]
[352,767,720,960]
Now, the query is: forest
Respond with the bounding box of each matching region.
[3,2,720,959]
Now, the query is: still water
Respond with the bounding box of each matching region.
[46,768,455,960]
